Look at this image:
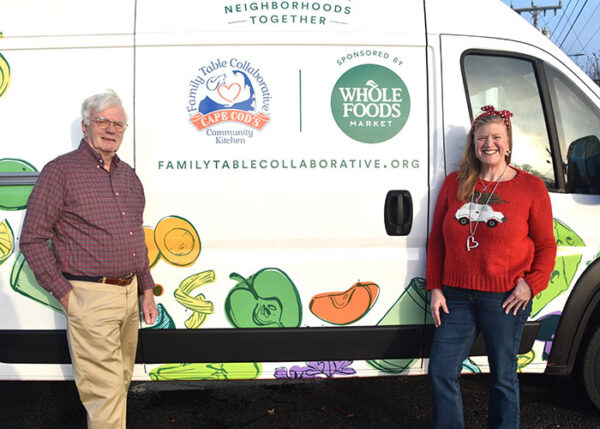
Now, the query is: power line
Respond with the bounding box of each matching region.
[559,0,589,48]
[577,1,600,50]
[581,23,600,51]
[554,0,582,42]
[551,0,573,35]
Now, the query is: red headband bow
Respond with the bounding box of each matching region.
[471,105,513,132]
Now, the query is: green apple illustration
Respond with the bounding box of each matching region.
[225,268,302,328]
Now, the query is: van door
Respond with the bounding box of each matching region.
[0,1,136,378]
[134,1,431,378]
[440,34,600,373]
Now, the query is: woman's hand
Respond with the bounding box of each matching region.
[430,288,449,328]
[502,278,532,316]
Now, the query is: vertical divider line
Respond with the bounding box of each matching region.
[133,0,138,170]
[299,69,303,132]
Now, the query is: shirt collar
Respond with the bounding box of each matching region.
[78,139,121,169]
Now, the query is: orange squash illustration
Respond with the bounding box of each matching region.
[309,281,379,325]
[144,226,161,268]
[154,215,201,267]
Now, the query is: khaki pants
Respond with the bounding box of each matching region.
[66,277,139,429]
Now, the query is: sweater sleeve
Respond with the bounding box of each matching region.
[426,173,455,291]
[523,177,557,296]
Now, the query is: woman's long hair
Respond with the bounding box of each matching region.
[457,115,513,201]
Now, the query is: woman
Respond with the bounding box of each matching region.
[426,105,557,429]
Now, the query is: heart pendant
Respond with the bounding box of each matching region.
[466,235,479,251]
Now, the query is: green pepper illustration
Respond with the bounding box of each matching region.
[367,277,431,374]
[553,218,585,247]
[149,362,262,381]
[10,252,61,312]
[531,219,584,317]
[225,268,302,328]
[0,159,37,211]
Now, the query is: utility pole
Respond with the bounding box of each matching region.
[512,1,562,36]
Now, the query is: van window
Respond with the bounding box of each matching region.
[463,54,555,189]
[545,65,600,194]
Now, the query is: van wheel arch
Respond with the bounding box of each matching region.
[547,258,600,376]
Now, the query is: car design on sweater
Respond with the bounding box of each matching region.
[455,202,505,228]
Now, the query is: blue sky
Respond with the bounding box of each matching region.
[501,0,600,70]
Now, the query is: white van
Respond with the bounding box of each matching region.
[1,0,600,408]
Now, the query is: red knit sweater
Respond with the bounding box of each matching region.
[426,168,557,296]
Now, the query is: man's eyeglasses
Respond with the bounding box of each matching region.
[92,117,128,133]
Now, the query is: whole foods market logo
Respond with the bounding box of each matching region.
[331,64,410,143]
[187,58,271,139]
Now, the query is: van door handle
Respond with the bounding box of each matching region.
[384,190,413,236]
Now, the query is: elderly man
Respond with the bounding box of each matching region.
[20,90,157,428]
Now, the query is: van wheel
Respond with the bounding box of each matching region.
[458,217,469,225]
[487,219,498,227]
[581,324,600,409]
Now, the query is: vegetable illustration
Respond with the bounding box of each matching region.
[0,219,14,265]
[152,284,164,296]
[10,252,61,312]
[0,158,37,210]
[553,218,585,247]
[225,268,302,328]
[536,312,561,360]
[517,350,536,372]
[144,226,160,268]
[144,303,175,329]
[149,362,262,381]
[462,357,481,374]
[274,361,356,379]
[367,277,431,374]
[531,219,584,317]
[309,281,379,325]
[174,270,216,329]
[154,215,201,267]
[0,52,10,97]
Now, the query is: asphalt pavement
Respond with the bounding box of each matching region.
[1,374,599,428]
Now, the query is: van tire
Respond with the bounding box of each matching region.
[581,323,600,409]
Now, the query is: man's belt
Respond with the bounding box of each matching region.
[63,272,135,286]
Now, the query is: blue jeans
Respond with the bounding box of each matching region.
[428,286,532,429]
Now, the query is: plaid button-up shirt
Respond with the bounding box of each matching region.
[20,140,154,299]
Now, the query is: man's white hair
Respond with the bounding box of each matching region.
[81,89,126,126]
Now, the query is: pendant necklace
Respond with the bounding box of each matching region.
[466,163,508,251]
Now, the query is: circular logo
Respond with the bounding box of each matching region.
[331,64,410,143]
